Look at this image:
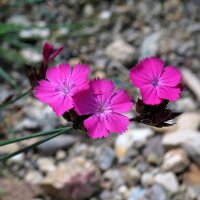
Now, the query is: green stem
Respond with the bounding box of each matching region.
[0,88,32,109]
[0,128,72,161]
[0,127,69,146]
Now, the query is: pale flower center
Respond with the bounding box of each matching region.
[55,81,75,96]
[97,100,112,114]
[152,79,159,87]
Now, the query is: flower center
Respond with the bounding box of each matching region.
[97,100,112,114]
[55,81,75,96]
[152,79,159,87]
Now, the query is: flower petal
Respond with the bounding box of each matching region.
[157,85,181,102]
[130,57,164,87]
[46,64,71,83]
[70,63,90,86]
[73,89,98,115]
[50,95,73,116]
[84,114,109,139]
[110,89,133,113]
[105,113,130,133]
[160,66,182,87]
[90,78,115,101]
[34,80,58,104]
[140,85,162,105]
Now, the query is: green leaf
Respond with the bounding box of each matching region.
[0,127,70,146]
[0,128,72,161]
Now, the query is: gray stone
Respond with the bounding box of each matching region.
[128,186,147,200]
[140,31,163,59]
[183,134,200,165]
[105,38,135,65]
[155,172,179,194]
[150,184,168,200]
[40,157,100,200]
[162,130,198,147]
[115,128,154,160]
[143,136,165,165]
[103,169,124,189]
[162,148,189,173]
[38,134,77,156]
[97,146,115,170]
[141,172,155,187]
[122,167,141,186]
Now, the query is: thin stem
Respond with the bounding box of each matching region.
[0,88,32,109]
[0,127,70,146]
[0,128,72,161]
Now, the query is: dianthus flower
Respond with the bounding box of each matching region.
[73,79,133,139]
[34,63,90,116]
[130,57,182,105]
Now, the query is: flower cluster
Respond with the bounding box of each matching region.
[34,43,184,139]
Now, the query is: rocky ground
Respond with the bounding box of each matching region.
[0,0,200,200]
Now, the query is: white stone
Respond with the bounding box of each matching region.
[115,128,154,159]
[141,172,155,187]
[140,31,163,59]
[20,48,42,63]
[155,172,179,194]
[19,28,50,39]
[99,10,112,20]
[37,157,56,173]
[106,39,135,65]
[162,130,198,147]
[162,148,189,173]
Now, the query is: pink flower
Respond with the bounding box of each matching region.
[73,79,133,139]
[130,57,182,105]
[34,63,90,116]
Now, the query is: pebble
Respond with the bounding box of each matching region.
[143,135,165,165]
[155,172,179,194]
[105,38,135,65]
[140,31,163,59]
[83,4,94,17]
[175,97,198,112]
[150,184,168,200]
[0,179,41,200]
[19,28,50,39]
[7,15,31,26]
[103,169,124,189]
[141,172,155,187]
[38,134,77,156]
[96,146,115,170]
[40,157,100,200]
[162,130,198,147]
[177,112,200,131]
[128,186,147,200]
[122,167,141,186]
[183,164,200,186]
[183,134,200,165]
[115,128,154,160]
[37,157,56,173]
[55,150,66,161]
[99,10,112,20]
[162,148,189,173]
[25,170,43,184]
[20,48,42,63]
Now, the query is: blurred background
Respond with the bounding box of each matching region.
[0,0,200,200]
